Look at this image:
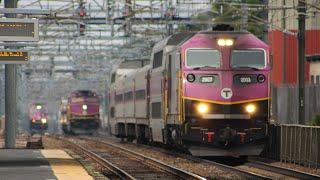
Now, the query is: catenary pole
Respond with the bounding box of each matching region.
[4,0,17,148]
[297,0,306,124]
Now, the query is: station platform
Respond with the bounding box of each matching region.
[0,149,93,180]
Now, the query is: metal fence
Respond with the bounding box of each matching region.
[271,84,320,125]
[265,124,320,168]
[280,124,320,168]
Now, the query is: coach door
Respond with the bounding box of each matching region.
[149,50,165,142]
[166,51,180,125]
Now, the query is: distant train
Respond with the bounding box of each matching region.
[61,90,100,134]
[108,30,271,156]
[29,103,49,134]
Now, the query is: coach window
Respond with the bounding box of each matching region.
[115,94,123,103]
[124,92,133,101]
[135,89,146,100]
[151,102,161,118]
[111,73,116,83]
[153,50,163,69]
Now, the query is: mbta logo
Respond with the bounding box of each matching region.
[221,88,233,99]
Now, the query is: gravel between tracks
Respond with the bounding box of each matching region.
[91,136,241,180]
[269,162,320,176]
[251,157,320,176]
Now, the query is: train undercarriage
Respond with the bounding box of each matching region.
[62,117,99,135]
[113,120,267,157]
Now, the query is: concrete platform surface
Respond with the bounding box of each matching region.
[0,149,93,180]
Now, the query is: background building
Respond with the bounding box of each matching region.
[268,0,320,85]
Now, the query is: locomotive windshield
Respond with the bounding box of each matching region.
[186,49,220,68]
[73,90,96,97]
[231,50,265,69]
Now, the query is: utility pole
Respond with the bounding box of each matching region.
[282,0,287,84]
[298,0,306,124]
[262,0,268,42]
[4,0,17,148]
[165,0,174,36]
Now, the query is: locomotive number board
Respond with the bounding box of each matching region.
[0,50,28,64]
[0,18,39,41]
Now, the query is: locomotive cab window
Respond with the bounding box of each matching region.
[231,50,266,69]
[153,50,163,69]
[186,49,221,68]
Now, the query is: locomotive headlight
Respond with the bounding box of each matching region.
[82,104,88,110]
[41,118,47,124]
[36,105,42,110]
[197,103,209,114]
[225,39,234,46]
[217,39,226,46]
[217,39,234,47]
[245,104,256,114]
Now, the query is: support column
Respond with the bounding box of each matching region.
[4,0,18,149]
[297,1,306,124]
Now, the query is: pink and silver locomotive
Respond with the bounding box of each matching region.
[109,28,270,156]
[62,90,100,134]
[29,103,49,133]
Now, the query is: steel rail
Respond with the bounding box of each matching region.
[247,161,320,180]
[200,159,272,180]
[54,136,136,180]
[84,137,272,180]
[91,135,272,180]
[81,136,206,180]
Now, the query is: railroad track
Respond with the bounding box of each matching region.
[244,161,320,180]
[90,134,320,180]
[52,135,206,180]
[82,136,272,180]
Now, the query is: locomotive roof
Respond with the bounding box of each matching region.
[160,31,251,48]
[199,30,250,35]
[166,32,196,46]
[118,59,149,69]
